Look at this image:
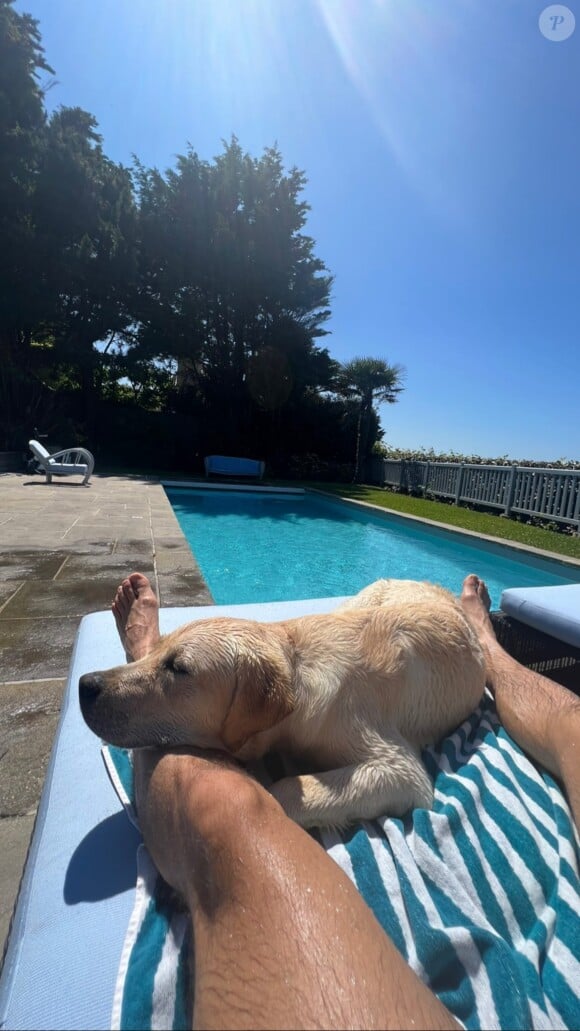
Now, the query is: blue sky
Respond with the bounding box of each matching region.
[19,0,580,460]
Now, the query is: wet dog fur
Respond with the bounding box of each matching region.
[80,579,486,828]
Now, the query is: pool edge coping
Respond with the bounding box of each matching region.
[306,488,580,572]
[162,479,305,495]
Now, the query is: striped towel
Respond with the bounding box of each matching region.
[103,691,580,1030]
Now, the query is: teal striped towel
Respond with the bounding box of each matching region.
[103,692,580,1030]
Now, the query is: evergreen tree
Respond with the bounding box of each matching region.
[131,139,335,456]
[0,0,52,442]
[34,106,138,432]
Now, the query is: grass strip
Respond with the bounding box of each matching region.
[305,483,580,562]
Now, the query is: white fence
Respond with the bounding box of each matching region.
[365,459,580,531]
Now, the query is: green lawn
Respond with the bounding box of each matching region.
[305,483,580,562]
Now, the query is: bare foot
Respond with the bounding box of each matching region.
[112,572,160,661]
[459,573,496,651]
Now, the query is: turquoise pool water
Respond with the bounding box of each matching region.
[166,488,580,608]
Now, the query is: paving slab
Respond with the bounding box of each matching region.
[152,525,184,538]
[0,680,65,816]
[154,537,200,573]
[58,528,121,545]
[0,531,116,552]
[0,580,118,619]
[109,528,155,543]
[56,548,155,581]
[0,617,81,680]
[0,582,23,610]
[0,551,69,581]
[157,571,213,607]
[0,813,36,960]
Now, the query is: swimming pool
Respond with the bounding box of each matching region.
[165,487,580,608]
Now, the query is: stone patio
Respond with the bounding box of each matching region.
[0,470,212,957]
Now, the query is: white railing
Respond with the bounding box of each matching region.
[367,459,580,531]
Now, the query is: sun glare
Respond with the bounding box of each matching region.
[315,0,481,224]
[171,0,287,108]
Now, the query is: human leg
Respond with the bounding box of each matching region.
[133,747,459,1031]
[460,573,580,827]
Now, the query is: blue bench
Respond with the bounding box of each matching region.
[204,455,265,480]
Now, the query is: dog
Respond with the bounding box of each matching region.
[79,579,486,828]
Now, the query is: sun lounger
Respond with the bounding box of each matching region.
[500,584,580,649]
[28,439,95,486]
[1,599,579,1030]
[491,584,580,684]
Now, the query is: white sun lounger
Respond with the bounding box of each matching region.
[28,439,95,486]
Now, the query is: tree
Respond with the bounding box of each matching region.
[339,357,405,482]
[130,139,336,458]
[33,106,138,434]
[0,0,53,443]
[0,0,359,473]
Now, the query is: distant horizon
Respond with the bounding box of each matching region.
[17,0,580,462]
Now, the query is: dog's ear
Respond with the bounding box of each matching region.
[220,646,294,754]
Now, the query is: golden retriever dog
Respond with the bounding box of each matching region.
[79,579,486,828]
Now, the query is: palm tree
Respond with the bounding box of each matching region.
[340,357,405,482]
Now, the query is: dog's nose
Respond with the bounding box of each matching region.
[79,672,105,704]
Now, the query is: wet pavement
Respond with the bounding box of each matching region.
[0,470,212,956]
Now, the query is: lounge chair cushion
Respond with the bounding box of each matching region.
[1,600,579,1030]
[500,584,580,649]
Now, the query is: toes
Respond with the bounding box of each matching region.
[113,574,157,619]
[113,572,158,656]
[461,574,492,612]
[478,581,492,611]
[128,572,155,600]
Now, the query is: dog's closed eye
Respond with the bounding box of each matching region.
[164,656,188,676]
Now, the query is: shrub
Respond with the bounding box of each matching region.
[373,444,580,470]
